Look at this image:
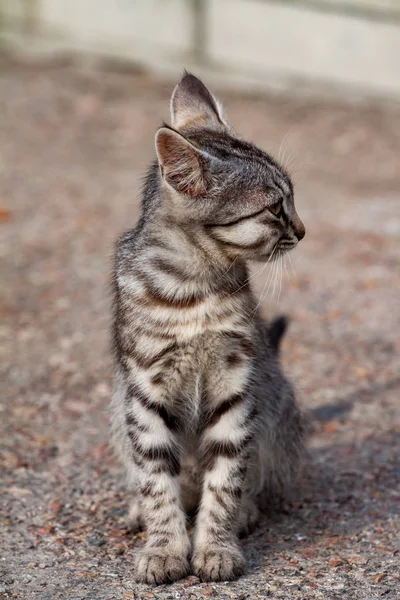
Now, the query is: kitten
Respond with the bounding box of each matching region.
[110,72,306,584]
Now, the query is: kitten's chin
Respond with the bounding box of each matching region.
[251,253,277,263]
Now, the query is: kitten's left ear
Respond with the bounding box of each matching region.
[155,127,209,197]
[170,71,229,132]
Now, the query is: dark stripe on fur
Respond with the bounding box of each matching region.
[150,372,165,385]
[147,536,170,548]
[208,483,243,498]
[206,436,252,458]
[151,257,191,281]
[136,325,177,340]
[123,342,177,370]
[137,270,205,308]
[205,393,246,428]
[127,431,181,476]
[225,332,256,357]
[125,412,148,433]
[200,434,253,471]
[127,383,184,433]
[204,206,267,228]
[139,483,164,498]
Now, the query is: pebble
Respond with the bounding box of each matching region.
[87,537,107,547]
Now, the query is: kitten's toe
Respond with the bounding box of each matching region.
[192,544,245,582]
[134,548,190,585]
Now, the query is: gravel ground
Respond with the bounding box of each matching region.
[1,60,399,600]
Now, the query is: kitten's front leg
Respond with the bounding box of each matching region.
[192,393,255,581]
[125,384,190,584]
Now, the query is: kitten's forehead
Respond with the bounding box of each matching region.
[189,129,293,196]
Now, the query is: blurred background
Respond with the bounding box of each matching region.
[1,2,399,599]
[1,0,400,97]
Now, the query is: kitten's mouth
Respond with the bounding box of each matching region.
[253,242,297,262]
[277,241,298,252]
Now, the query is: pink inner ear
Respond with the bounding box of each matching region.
[157,131,206,198]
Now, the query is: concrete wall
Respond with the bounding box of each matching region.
[1,0,400,100]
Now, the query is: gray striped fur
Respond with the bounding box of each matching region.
[110,72,306,584]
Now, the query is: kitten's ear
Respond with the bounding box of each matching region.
[155,127,208,197]
[170,71,228,132]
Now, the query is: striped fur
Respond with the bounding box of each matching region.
[110,73,306,584]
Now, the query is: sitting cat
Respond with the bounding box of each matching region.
[110,72,306,584]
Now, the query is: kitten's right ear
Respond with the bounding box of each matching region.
[170,71,229,132]
[155,127,208,198]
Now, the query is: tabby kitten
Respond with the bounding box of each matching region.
[111,72,306,584]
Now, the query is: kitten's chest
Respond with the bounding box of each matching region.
[154,294,252,341]
[139,328,255,426]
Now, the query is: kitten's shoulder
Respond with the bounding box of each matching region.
[116,226,140,249]
[113,225,142,273]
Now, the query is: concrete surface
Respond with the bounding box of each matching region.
[1,61,399,599]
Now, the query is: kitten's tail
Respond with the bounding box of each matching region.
[269,315,289,353]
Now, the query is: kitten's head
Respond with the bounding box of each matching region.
[155,72,305,261]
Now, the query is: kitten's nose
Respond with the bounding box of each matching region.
[295,226,305,241]
[293,217,306,241]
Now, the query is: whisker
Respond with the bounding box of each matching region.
[283,253,290,281]
[259,255,278,308]
[284,150,300,172]
[219,255,239,281]
[222,258,268,300]
[271,251,280,303]
[242,264,273,325]
[277,252,283,303]
[247,244,278,320]
[287,252,296,277]
[263,250,279,307]
[278,125,297,167]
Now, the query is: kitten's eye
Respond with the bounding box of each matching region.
[269,202,282,217]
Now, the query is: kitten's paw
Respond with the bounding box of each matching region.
[192,544,245,582]
[134,548,190,585]
[127,499,143,533]
[239,497,260,537]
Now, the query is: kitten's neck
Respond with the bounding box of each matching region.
[140,215,248,295]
